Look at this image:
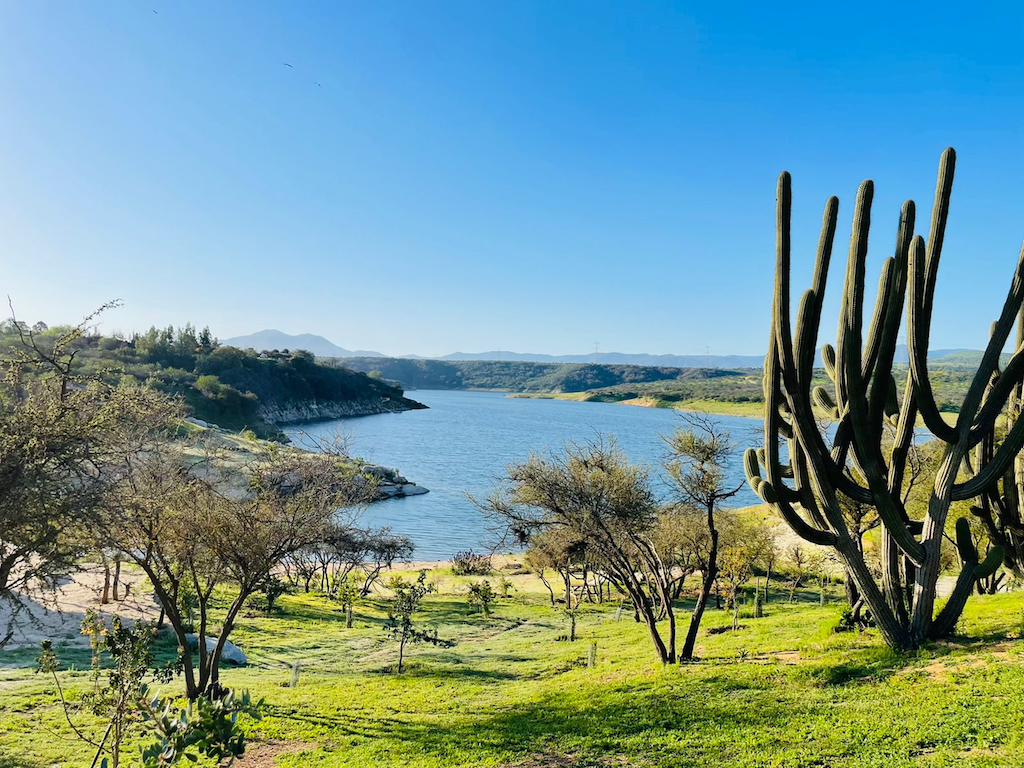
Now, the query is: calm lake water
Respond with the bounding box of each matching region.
[286,390,766,560]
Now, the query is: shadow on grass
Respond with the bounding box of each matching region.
[0,752,49,768]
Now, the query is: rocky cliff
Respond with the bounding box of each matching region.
[258,395,427,425]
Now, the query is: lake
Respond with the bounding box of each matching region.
[286,390,767,560]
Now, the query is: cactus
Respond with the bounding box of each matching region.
[747,148,1024,648]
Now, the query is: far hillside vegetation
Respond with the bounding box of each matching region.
[0,320,422,440]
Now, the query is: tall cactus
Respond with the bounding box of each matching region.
[746,148,1021,648]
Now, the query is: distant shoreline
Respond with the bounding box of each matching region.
[506,392,764,418]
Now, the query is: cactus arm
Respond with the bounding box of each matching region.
[795,197,839,391]
[790,439,831,530]
[930,522,1004,639]
[907,150,959,443]
[928,563,977,640]
[866,202,915,428]
[771,171,869,507]
[887,371,919,498]
[957,242,1024,435]
[969,345,1024,446]
[953,414,1024,499]
[861,257,897,388]
[907,235,961,443]
[756,339,837,547]
[837,182,926,565]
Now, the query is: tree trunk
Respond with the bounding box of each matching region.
[680,514,718,661]
[346,602,354,628]
[398,633,406,673]
[101,556,111,605]
[112,557,121,602]
[538,570,555,607]
[844,568,858,607]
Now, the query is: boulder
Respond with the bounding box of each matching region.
[184,634,248,666]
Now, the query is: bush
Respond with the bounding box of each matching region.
[452,550,492,576]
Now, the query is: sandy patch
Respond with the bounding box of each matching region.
[1,564,160,652]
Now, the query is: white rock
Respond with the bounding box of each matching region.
[184,634,248,666]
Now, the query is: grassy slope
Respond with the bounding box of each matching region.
[3,563,1024,768]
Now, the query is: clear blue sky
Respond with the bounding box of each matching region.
[3,2,1024,356]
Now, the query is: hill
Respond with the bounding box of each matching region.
[2,324,424,440]
[222,329,384,358]
[339,357,738,394]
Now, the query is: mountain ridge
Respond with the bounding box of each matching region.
[222,329,979,368]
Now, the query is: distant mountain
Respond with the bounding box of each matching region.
[439,346,979,368]
[222,330,384,359]
[437,351,770,368]
[222,331,983,368]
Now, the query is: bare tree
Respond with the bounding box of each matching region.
[664,414,744,660]
[104,436,373,699]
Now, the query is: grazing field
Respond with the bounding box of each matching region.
[3,562,1023,768]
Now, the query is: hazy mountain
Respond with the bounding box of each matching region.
[437,350,769,367]
[438,347,975,367]
[222,330,384,358]
[223,331,980,368]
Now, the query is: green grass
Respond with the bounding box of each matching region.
[3,564,1024,767]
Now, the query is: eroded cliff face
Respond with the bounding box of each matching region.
[258,395,427,424]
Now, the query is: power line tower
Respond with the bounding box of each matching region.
[705,345,711,368]
[594,342,600,365]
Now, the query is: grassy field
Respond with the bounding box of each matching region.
[3,562,1023,768]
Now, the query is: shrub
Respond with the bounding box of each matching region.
[452,550,491,576]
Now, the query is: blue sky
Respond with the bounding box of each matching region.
[2,2,1024,357]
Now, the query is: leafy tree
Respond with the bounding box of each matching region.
[486,439,681,664]
[0,305,175,648]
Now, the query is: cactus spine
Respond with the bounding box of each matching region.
[747,148,1021,648]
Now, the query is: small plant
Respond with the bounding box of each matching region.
[452,550,492,576]
[383,571,454,673]
[258,575,289,615]
[138,687,261,767]
[467,580,496,618]
[736,648,750,660]
[336,574,359,628]
[565,605,579,642]
[497,575,515,598]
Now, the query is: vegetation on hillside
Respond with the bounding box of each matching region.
[341,355,987,416]
[0,319,422,440]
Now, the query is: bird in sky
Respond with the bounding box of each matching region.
[284,63,293,68]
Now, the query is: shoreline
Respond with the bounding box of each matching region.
[506,392,765,419]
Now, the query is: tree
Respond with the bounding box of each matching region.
[383,571,452,673]
[746,148,1014,648]
[665,415,745,660]
[486,440,681,664]
[0,304,172,648]
[104,438,373,699]
[467,580,496,618]
[717,514,774,629]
